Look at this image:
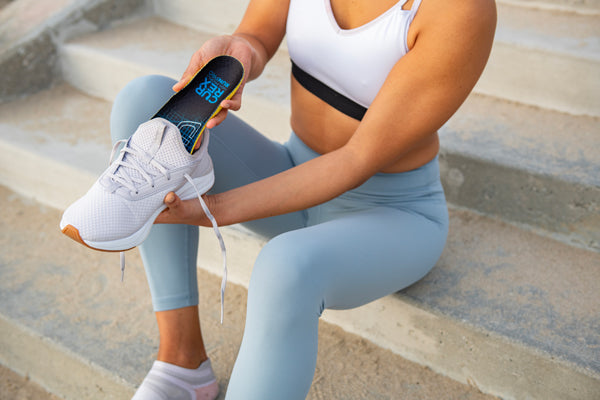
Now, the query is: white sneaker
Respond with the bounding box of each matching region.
[132,359,220,400]
[60,118,214,252]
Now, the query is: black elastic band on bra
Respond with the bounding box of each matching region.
[291,60,367,121]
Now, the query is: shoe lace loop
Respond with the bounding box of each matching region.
[108,139,171,194]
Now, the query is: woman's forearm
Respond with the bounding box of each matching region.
[209,145,370,227]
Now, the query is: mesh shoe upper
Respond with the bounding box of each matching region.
[60,118,213,244]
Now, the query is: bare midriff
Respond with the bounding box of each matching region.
[289,77,440,173]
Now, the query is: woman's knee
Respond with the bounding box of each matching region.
[109,75,177,142]
[249,234,324,313]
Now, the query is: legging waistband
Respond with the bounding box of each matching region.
[284,132,442,197]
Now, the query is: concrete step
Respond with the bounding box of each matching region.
[0,185,501,400]
[0,364,62,400]
[0,84,598,399]
[57,16,600,250]
[58,17,291,142]
[151,0,600,117]
[503,0,600,14]
[439,93,599,251]
[0,0,150,102]
[151,0,250,37]
[481,2,600,117]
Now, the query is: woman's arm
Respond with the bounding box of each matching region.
[346,0,497,175]
[157,0,497,227]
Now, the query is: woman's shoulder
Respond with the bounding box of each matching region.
[415,0,496,33]
[409,0,497,50]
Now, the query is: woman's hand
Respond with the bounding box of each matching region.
[155,192,213,227]
[172,34,256,129]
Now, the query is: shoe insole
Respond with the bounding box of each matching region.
[152,55,244,153]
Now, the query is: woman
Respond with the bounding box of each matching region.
[110,0,496,398]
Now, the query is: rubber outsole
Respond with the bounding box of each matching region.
[61,224,134,253]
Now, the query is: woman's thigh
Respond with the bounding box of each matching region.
[251,206,448,313]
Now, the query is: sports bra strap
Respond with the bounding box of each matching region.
[291,60,367,121]
[409,0,423,22]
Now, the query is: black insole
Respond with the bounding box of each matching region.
[153,55,244,153]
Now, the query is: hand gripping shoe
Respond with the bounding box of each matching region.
[60,117,214,251]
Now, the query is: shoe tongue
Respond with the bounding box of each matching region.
[129,118,189,166]
[130,119,166,157]
[104,119,188,192]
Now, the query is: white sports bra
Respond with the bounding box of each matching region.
[286,0,423,109]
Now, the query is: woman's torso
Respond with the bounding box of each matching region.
[286,0,439,173]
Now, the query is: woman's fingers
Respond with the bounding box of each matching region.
[155,192,183,224]
[164,191,179,207]
[172,51,208,92]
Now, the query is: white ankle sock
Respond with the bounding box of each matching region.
[132,359,219,400]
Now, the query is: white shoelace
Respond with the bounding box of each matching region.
[184,174,228,324]
[109,139,170,193]
[109,139,130,283]
[109,139,228,323]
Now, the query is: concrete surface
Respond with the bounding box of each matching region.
[501,0,600,14]
[0,365,62,400]
[0,0,148,102]
[479,3,600,117]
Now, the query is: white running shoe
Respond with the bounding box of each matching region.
[60,118,214,252]
[132,359,219,400]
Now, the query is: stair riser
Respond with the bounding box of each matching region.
[152,0,248,36]
[0,315,133,400]
[439,151,600,251]
[0,141,97,212]
[59,43,292,141]
[502,0,600,14]
[477,42,600,117]
[0,0,149,103]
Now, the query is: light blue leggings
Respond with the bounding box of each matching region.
[110,75,449,400]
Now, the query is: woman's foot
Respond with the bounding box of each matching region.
[132,359,219,400]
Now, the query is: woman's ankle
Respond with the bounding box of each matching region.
[157,351,208,369]
[155,306,209,369]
